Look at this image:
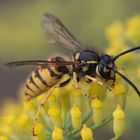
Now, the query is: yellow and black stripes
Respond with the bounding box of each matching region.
[25,64,62,101]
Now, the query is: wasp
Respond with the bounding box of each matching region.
[5,13,140,127]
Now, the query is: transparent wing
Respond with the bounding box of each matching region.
[41,12,85,52]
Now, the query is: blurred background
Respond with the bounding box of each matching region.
[0,0,140,139]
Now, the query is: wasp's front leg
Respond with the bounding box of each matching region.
[73,72,79,90]
[85,75,113,91]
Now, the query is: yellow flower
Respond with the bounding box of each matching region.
[113,105,125,137]
[3,115,15,125]
[137,67,140,78]
[106,39,127,55]
[2,125,13,135]
[23,101,33,112]
[91,98,103,125]
[70,105,82,130]
[32,123,44,136]
[71,90,83,109]
[0,136,8,140]
[47,94,60,107]
[112,82,127,96]
[1,14,139,140]
[48,106,63,128]
[17,114,29,126]
[80,125,94,140]
[126,15,140,43]
[88,82,106,101]
[105,22,124,41]
[52,127,64,140]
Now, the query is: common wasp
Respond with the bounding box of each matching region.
[5,13,140,130]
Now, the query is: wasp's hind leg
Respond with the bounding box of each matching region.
[32,77,71,135]
[32,85,58,136]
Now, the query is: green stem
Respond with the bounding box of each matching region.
[91,112,113,131]
[111,135,121,140]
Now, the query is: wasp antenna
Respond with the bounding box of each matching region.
[111,68,140,97]
[112,46,140,61]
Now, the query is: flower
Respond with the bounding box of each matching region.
[91,98,103,125]
[80,125,94,140]
[0,15,140,140]
[70,105,82,130]
[52,127,64,140]
[48,106,63,128]
[125,15,140,44]
[0,136,8,140]
[105,22,124,41]
[17,114,29,126]
[112,105,125,138]
[32,122,44,136]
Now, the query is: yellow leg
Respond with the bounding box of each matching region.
[34,84,59,123]
[72,72,96,100]
[73,72,79,89]
[85,75,103,86]
[32,85,59,135]
[85,75,112,90]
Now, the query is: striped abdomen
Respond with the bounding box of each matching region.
[25,64,62,101]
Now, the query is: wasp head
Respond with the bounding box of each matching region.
[97,54,115,82]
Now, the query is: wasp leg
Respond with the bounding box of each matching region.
[73,72,79,89]
[85,75,113,91]
[85,75,103,86]
[84,75,107,100]
[72,72,95,100]
[32,85,58,136]
[35,85,58,120]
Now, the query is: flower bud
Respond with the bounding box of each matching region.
[0,136,8,140]
[4,115,15,125]
[80,125,94,140]
[52,127,64,140]
[91,98,103,125]
[113,105,125,137]
[71,90,83,110]
[17,114,29,126]
[47,94,60,107]
[23,101,33,112]
[48,106,63,128]
[32,122,44,136]
[126,15,140,43]
[70,105,82,130]
[112,82,127,96]
[2,125,13,135]
[88,82,106,101]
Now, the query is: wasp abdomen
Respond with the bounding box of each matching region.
[25,64,62,101]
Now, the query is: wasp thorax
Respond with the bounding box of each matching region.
[74,50,100,74]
